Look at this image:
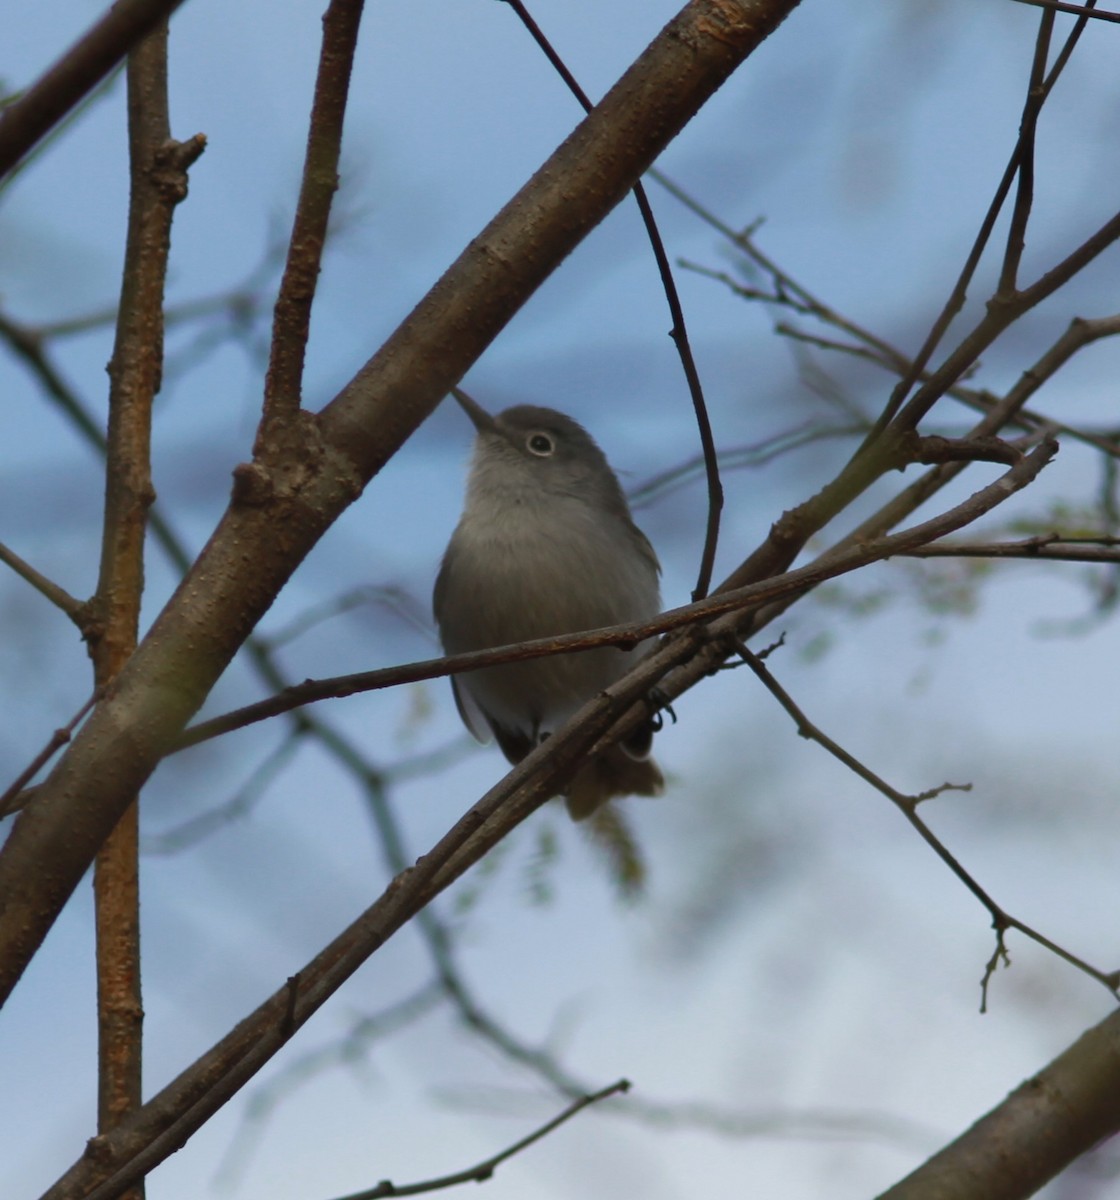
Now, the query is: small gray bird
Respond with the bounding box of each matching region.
[434,390,664,819]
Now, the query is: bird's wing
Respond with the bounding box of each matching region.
[450,675,493,745]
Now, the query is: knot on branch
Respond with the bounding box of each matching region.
[152,133,207,204]
[230,461,274,508]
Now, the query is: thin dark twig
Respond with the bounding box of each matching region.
[326,1080,630,1200]
[0,538,86,623]
[0,691,100,818]
[500,0,722,600]
[734,645,1120,1004]
[998,9,1054,294]
[1007,0,1118,21]
[688,244,1120,463]
[0,0,191,178]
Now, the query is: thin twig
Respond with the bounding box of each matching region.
[1007,0,1118,21]
[0,691,100,818]
[628,420,866,509]
[327,1080,630,1200]
[440,1084,940,1151]
[862,6,1094,441]
[500,0,723,600]
[680,241,1120,462]
[998,10,1053,293]
[0,538,86,623]
[735,644,1120,1004]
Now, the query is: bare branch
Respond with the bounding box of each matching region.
[0,538,86,624]
[863,7,1098,439]
[0,0,191,178]
[326,1080,630,1200]
[997,9,1053,294]
[261,0,366,431]
[0,692,100,819]
[91,22,199,1185]
[734,644,1120,1002]
[628,421,867,509]
[1007,0,1119,22]
[877,1006,1120,1200]
[905,535,1120,563]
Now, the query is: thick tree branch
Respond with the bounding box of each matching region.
[877,1006,1120,1200]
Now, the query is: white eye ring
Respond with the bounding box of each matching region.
[527,432,555,457]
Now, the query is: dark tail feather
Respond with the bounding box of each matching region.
[564,746,663,821]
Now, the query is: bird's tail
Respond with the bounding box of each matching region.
[564,746,664,820]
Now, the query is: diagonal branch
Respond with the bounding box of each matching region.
[325,1080,629,1200]
[877,1006,1120,1200]
[0,0,191,178]
[997,9,1053,294]
[737,644,1119,1002]
[1007,0,1118,20]
[0,538,86,624]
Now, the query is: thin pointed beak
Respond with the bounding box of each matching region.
[450,387,499,434]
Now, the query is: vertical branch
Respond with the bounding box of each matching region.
[259,0,366,438]
[92,22,202,1198]
[997,10,1054,294]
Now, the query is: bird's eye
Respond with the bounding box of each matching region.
[527,433,555,457]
